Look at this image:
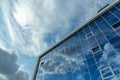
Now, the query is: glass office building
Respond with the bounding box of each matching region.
[34,0,120,80]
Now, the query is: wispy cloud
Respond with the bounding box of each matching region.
[0,0,115,56]
[0,0,26,51]
[0,0,116,80]
[10,0,114,56]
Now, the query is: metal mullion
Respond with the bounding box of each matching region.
[88,24,104,79]
[94,19,115,78]
[109,7,120,20]
[102,16,119,57]
[83,29,96,80]
[78,31,91,80]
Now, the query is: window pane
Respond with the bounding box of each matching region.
[72,71,81,80]
[92,46,101,54]
[95,17,104,24]
[95,51,103,62]
[87,57,96,66]
[112,21,120,29]
[107,15,119,25]
[110,7,118,13]
[84,26,91,34]
[111,63,120,75]
[116,4,120,9]
[109,35,120,45]
[79,60,88,70]
[100,67,113,79]
[81,69,91,80]
[86,32,93,38]
[97,36,108,50]
[114,9,120,19]
[102,11,112,20]
[98,60,109,69]
[105,31,118,40]
[90,22,104,40]
[96,17,113,35]
[116,28,120,35]
[89,65,101,80]
[79,30,90,50]
[88,36,98,48]
[74,33,82,52]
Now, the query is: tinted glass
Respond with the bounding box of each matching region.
[35,2,120,80]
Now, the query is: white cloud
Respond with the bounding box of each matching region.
[38,40,120,79]
[0,74,7,80]
[13,0,34,27]
[39,48,86,75]
[0,0,117,80]
[0,0,26,50]
[98,43,120,79]
[0,0,115,56]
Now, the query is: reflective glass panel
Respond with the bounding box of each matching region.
[35,2,120,80]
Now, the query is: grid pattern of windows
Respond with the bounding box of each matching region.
[35,2,120,80]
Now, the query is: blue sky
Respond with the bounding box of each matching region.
[0,0,115,80]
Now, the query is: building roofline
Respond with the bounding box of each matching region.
[32,0,120,80]
[39,0,120,58]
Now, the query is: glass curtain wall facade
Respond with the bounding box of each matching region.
[34,1,120,80]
